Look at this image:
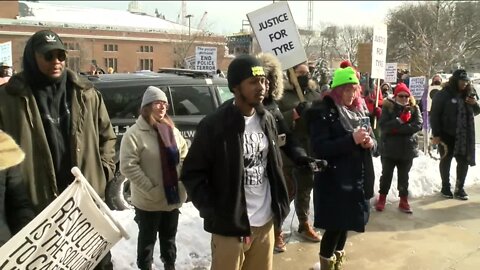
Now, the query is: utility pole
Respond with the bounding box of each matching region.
[185,14,193,36]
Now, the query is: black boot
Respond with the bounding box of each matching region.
[454,178,469,200]
[164,264,175,270]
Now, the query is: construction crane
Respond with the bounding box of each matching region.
[176,0,187,25]
[197,12,208,30]
[307,0,313,31]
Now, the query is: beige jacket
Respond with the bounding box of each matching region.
[120,116,188,211]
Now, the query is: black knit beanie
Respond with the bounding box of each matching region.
[227,55,265,92]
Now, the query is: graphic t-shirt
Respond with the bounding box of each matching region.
[243,113,272,227]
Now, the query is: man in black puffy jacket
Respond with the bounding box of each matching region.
[182,55,289,270]
[430,69,480,200]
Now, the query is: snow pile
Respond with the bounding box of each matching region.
[110,147,480,269]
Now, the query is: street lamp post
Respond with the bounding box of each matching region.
[185,14,193,36]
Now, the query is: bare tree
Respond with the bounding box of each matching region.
[336,25,373,65]
[387,1,480,76]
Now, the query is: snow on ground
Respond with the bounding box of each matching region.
[110,146,480,269]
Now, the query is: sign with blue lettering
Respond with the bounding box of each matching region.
[247,1,306,70]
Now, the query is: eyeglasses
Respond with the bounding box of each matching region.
[44,50,67,62]
[397,95,409,98]
[153,101,169,107]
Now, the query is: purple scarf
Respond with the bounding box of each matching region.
[155,122,180,204]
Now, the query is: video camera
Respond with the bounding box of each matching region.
[308,159,328,172]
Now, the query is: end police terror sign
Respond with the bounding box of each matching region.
[195,46,217,71]
[247,1,307,69]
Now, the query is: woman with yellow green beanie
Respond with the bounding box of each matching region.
[306,67,376,270]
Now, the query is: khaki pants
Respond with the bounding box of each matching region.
[210,219,274,270]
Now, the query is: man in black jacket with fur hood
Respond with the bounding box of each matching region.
[182,55,289,270]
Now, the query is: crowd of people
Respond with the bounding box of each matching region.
[0,29,479,270]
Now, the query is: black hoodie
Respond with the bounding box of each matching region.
[22,36,73,191]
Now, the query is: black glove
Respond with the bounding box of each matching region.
[295,101,311,117]
[294,155,316,167]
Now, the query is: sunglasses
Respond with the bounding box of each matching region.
[397,94,410,98]
[44,50,67,62]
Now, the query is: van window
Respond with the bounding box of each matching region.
[217,86,234,103]
[101,85,169,118]
[169,86,214,116]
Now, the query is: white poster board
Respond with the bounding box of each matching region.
[184,55,195,70]
[0,41,12,66]
[371,24,388,79]
[247,1,307,70]
[195,46,217,71]
[385,63,397,83]
[0,168,129,269]
[409,76,427,99]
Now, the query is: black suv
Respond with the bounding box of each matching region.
[89,69,232,210]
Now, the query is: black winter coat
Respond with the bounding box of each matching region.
[0,166,35,247]
[306,96,375,232]
[264,99,307,163]
[379,98,423,160]
[181,99,290,237]
[430,85,480,138]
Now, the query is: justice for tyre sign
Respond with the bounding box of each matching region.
[247,1,307,69]
[371,24,388,79]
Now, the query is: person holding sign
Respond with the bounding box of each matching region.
[375,83,422,213]
[277,63,322,243]
[430,69,480,200]
[256,52,325,253]
[0,29,116,269]
[120,86,188,270]
[0,130,35,247]
[306,66,376,270]
[182,55,289,270]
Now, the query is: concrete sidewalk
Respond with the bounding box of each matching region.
[273,185,480,270]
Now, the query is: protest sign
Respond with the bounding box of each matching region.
[385,63,397,83]
[195,46,217,71]
[357,43,372,74]
[371,24,387,79]
[409,76,427,99]
[0,167,129,269]
[0,41,12,67]
[184,55,195,70]
[247,1,306,69]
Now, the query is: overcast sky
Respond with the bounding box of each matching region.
[41,1,405,35]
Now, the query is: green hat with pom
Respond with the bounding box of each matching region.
[331,67,359,89]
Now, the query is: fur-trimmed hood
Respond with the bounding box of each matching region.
[256,52,284,101]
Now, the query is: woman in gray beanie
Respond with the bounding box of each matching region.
[120,86,188,270]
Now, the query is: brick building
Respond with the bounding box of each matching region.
[0,1,232,73]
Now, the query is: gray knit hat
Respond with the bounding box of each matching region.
[141,86,168,108]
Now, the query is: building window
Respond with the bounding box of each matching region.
[66,56,80,72]
[104,58,118,71]
[104,44,118,52]
[64,42,79,51]
[139,59,153,71]
[139,45,153,53]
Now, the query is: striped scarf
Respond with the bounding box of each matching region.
[155,122,180,204]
